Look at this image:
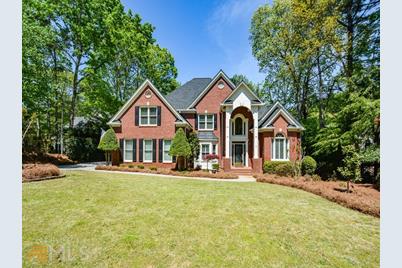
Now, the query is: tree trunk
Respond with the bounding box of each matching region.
[316,54,326,128]
[69,57,81,128]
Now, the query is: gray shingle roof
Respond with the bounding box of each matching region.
[197,131,218,141]
[257,104,273,125]
[258,104,303,128]
[165,78,212,110]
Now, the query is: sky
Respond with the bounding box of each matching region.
[121,0,269,85]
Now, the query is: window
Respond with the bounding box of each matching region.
[140,107,157,126]
[198,114,214,130]
[272,134,289,160]
[201,143,210,160]
[143,140,153,162]
[199,143,217,160]
[124,139,134,162]
[163,140,172,162]
[212,144,217,155]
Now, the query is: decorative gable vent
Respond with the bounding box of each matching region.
[144,89,152,99]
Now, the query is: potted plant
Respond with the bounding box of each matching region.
[203,154,218,172]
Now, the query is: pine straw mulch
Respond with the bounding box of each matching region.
[22,163,64,182]
[22,152,76,165]
[95,165,238,179]
[254,174,380,217]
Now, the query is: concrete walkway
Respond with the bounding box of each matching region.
[59,162,256,183]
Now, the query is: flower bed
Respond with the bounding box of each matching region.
[95,165,238,179]
[254,174,380,217]
[22,164,63,182]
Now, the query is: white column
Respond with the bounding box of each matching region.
[253,108,259,159]
[225,109,231,158]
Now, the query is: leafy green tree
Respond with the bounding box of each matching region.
[187,131,200,168]
[97,128,119,165]
[169,128,191,170]
[337,145,361,192]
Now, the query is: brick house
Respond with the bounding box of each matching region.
[108,70,304,173]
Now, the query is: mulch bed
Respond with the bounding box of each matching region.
[95,165,238,179]
[23,152,76,165]
[254,174,380,217]
[23,174,66,183]
[22,163,63,182]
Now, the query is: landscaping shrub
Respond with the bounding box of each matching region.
[275,162,294,177]
[22,164,61,181]
[212,163,219,170]
[128,164,135,168]
[263,161,293,175]
[137,165,144,169]
[149,166,157,171]
[302,156,317,175]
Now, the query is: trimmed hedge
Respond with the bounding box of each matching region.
[263,161,292,174]
[302,156,317,175]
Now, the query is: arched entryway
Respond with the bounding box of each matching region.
[230,106,253,167]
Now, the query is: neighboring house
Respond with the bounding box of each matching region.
[108,70,304,173]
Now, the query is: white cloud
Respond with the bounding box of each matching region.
[206,0,268,83]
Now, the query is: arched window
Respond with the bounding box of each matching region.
[231,116,246,136]
[272,133,289,160]
[234,117,244,135]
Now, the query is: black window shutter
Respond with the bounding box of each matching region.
[195,113,198,130]
[139,139,143,162]
[133,139,137,162]
[214,114,217,130]
[158,139,163,162]
[119,139,124,162]
[135,106,139,126]
[172,155,176,163]
[157,106,161,126]
[152,139,157,162]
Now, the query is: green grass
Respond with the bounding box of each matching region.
[23,171,379,267]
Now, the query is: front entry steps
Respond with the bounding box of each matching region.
[226,167,253,176]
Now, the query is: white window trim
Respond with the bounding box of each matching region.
[271,135,290,161]
[199,142,218,160]
[198,114,215,131]
[139,106,158,126]
[124,139,133,162]
[231,114,248,137]
[143,139,153,163]
[162,139,172,163]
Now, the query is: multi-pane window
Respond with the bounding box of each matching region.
[201,143,210,160]
[124,140,134,162]
[198,114,214,130]
[140,107,157,126]
[163,140,172,162]
[271,134,289,160]
[143,140,153,162]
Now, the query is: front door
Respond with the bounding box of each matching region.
[232,142,245,167]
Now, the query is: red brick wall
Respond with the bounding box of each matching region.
[112,85,178,163]
[193,78,233,160]
[259,114,301,162]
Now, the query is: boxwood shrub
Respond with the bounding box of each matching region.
[302,156,317,175]
[275,163,294,177]
[263,161,291,174]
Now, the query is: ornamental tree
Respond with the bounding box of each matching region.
[169,128,191,170]
[97,128,119,165]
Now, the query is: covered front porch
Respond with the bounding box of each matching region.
[220,82,264,173]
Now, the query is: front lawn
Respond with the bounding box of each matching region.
[23,171,379,267]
